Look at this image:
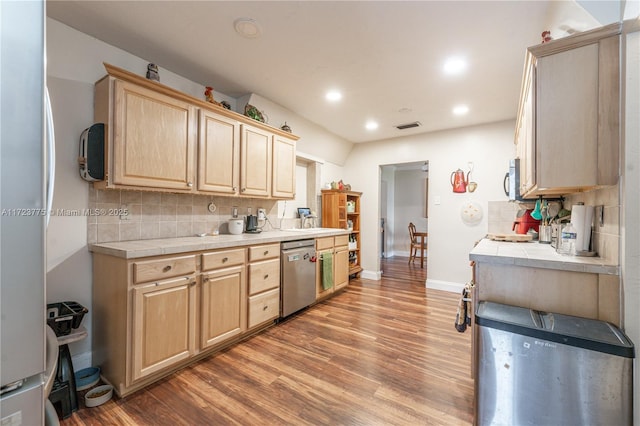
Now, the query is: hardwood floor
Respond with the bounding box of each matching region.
[60,257,473,425]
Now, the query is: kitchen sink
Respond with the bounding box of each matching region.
[284,228,332,232]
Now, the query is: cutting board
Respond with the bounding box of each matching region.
[487,233,533,242]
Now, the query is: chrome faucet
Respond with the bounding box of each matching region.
[302,213,317,229]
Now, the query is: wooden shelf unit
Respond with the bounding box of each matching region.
[321,189,362,277]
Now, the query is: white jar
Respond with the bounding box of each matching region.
[228,218,244,235]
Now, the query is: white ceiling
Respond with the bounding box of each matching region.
[47,1,602,144]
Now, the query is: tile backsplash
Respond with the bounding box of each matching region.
[87,187,281,244]
[488,183,620,264]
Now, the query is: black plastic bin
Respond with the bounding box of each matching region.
[46,301,88,336]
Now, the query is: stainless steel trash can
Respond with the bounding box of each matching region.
[475,301,635,426]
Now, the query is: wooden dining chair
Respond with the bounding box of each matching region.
[408,222,427,265]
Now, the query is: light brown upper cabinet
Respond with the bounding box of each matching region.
[516,23,621,198]
[198,109,240,195]
[271,135,296,198]
[94,63,298,199]
[240,124,272,197]
[95,78,197,191]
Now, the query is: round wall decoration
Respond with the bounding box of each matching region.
[460,201,483,226]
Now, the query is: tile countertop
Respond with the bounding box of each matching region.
[89,228,349,259]
[469,238,619,276]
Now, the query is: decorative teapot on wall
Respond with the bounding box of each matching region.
[451,169,470,193]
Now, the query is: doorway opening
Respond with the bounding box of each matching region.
[379,161,429,279]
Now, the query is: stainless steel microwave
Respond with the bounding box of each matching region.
[503,159,525,201]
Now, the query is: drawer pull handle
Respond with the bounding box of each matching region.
[263,250,269,255]
[203,276,209,282]
[163,265,172,273]
[187,181,193,187]
[222,257,228,263]
[264,274,269,280]
[263,305,268,311]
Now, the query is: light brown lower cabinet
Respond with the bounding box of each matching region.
[315,235,350,299]
[200,248,246,350]
[92,237,349,397]
[247,243,281,328]
[131,276,197,382]
[93,244,279,397]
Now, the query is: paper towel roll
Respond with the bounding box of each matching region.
[571,205,594,252]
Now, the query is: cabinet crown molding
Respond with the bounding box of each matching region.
[100,62,299,141]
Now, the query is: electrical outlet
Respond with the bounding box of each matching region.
[257,208,266,220]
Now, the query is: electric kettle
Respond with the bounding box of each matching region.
[451,169,469,193]
[245,215,259,233]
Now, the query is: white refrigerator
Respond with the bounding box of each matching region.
[0,1,47,424]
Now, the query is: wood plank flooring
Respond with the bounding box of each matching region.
[60,256,473,425]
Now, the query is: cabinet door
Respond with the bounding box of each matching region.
[271,136,296,198]
[334,246,349,290]
[131,276,196,382]
[113,80,196,190]
[321,192,347,229]
[315,248,334,299]
[198,110,240,194]
[240,124,271,197]
[536,44,599,190]
[200,265,246,350]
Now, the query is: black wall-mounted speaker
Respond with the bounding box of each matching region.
[78,123,104,181]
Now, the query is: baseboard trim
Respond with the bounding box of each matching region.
[360,269,381,280]
[426,279,464,294]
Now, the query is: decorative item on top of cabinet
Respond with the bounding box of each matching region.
[204,86,222,107]
[244,104,265,123]
[321,189,362,277]
[145,63,159,81]
[93,63,298,198]
[515,23,621,198]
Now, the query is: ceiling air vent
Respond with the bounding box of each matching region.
[395,121,421,130]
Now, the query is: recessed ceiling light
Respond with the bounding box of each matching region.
[398,107,412,113]
[453,105,470,115]
[234,18,262,38]
[325,90,342,102]
[365,120,379,130]
[443,56,467,75]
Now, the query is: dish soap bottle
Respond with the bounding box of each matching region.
[560,222,577,255]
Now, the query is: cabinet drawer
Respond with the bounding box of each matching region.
[334,234,349,248]
[248,288,280,328]
[316,237,334,251]
[201,248,245,271]
[248,243,280,262]
[133,255,197,284]
[248,259,280,295]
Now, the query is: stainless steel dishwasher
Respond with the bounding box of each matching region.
[280,239,317,318]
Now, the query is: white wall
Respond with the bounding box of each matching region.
[246,93,353,166]
[344,121,516,289]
